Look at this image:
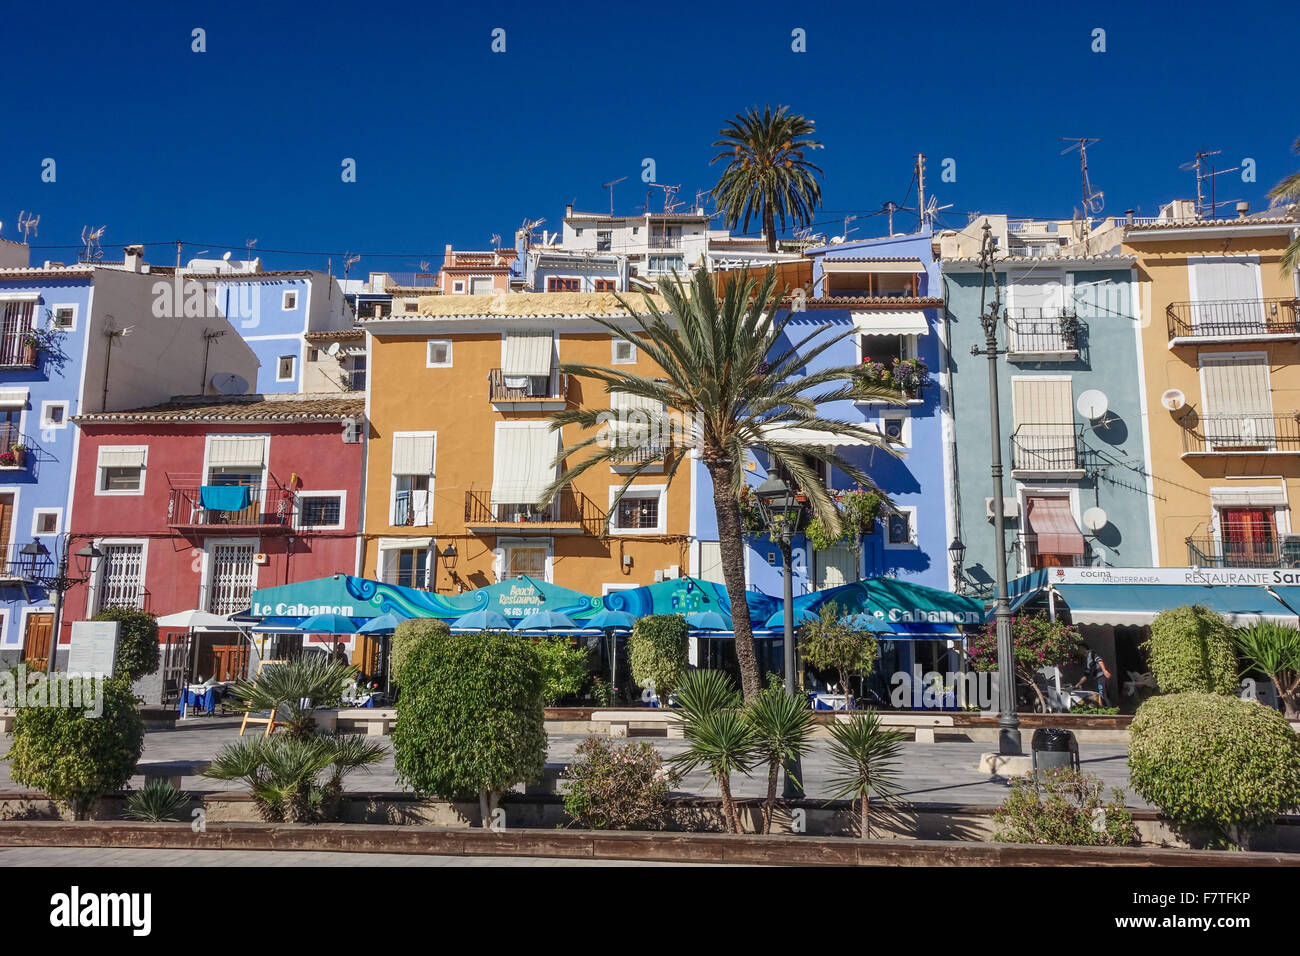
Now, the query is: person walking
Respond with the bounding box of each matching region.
[1076,647,1112,706]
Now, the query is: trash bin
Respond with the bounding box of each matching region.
[1031,727,1080,779]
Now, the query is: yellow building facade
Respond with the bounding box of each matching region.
[360,292,694,595]
[1124,213,1300,568]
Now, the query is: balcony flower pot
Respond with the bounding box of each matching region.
[0,446,25,468]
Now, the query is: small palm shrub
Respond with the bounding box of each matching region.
[125,779,190,823]
[1130,692,1300,846]
[562,737,679,830]
[1145,605,1238,696]
[745,686,814,833]
[226,657,356,740]
[994,768,1139,847]
[1234,622,1300,718]
[670,669,756,833]
[825,709,906,838]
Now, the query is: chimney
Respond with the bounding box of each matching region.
[1124,209,1134,225]
[123,244,144,273]
[1236,201,1250,219]
[565,203,573,219]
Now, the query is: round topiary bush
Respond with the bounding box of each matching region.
[1144,605,1238,696]
[629,614,688,703]
[93,606,160,684]
[389,618,450,689]
[1129,692,1300,843]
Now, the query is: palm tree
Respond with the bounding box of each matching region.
[746,686,815,833]
[226,656,357,740]
[1268,136,1300,273]
[711,105,824,253]
[670,671,757,833]
[825,710,907,838]
[543,266,899,700]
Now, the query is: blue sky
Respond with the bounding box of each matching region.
[1,0,1295,273]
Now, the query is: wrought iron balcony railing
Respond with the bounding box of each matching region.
[1010,424,1081,472]
[1166,298,1300,341]
[1181,413,1300,454]
[0,331,38,369]
[1007,309,1081,354]
[166,474,291,529]
[1186,535,1296,569]
[464,489,607,536]
[487,368,567,403]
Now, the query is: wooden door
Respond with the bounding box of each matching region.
[352,635,381,680]
[210,644,249,682]
[22,612,53,672]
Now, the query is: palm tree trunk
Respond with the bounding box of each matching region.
[860,793,870,839]
[708,460,761,701]
[764,759,779,834]
[763,204,777,253]
[718,772,740,834]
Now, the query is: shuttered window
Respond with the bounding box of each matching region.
[698,541,724,584]
[391,434,435,476]
[1191,259,1264,329]
[207,437,265,468]
[207,543,257,615]
[816,545,859,588]
[1201,354,1274,446]
[502,330,553,377]
[1011,378,1075,470]
[491,424,559,505]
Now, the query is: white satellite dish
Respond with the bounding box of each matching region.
[1160,388,1186,411]
[1083,506,1108,532]
[211,372,249,395]
[222,251,232,261]
[1076,389,1109,421]
[326,342,342,357]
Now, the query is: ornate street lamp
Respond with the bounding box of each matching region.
[437,542,459,591]
[948,537,967,592]
[19,536,103,673]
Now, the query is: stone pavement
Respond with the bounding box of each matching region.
[0,847,701,866]
[0,719,1145,807]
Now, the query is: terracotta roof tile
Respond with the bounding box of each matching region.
[73,394,365,425]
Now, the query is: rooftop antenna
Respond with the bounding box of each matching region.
[343,252,361,281]
[245,238,258,262]
[80,225,106,262]
[842,214,858,241]
[924,195,954,228]
[882,202,900,236]
[490,233,502,250]
[601,176,627,216]
[1061,138,1105,229]
[646,183,682,214]
[1180,150,1223,220]
[17,211,39,244]
[517,218,545,251]
[1204,162,1242,220]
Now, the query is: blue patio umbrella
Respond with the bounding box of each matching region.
[585,609,636,631]
[514,609,579,631]
[451,608,512,631]
[686,610,731,630]
[297,612,359,634]
[358,613,403,634]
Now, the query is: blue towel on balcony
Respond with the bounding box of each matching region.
[200,485,252,512]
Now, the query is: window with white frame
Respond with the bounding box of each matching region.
[816,544,859,588]
[1200,352,1274,448]
[609,487,666,534]
[880,413,910,448]
[96,542,146,612]
[276,355,296,381]
[452,281,465,294]
[296,492,345,530]
[885,507,917,549]
[470,276,494,296]
[31,510,60,536]
[380,543,430,588]
[96,446,147,494]
[206,541,257,615]
[40,401,68,429]
[426,340,452,368]
[612,336,637,364]
[51,304,77,330]
[282,290,298,310]
[391,433,435,527]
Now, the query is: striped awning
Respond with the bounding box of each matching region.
[852,311,929,336]
[207,436,265,467]
[759,424,878,446]
[503,330,553,377]
[0,388,28,409]
[491,424,559,505]
[1027,497,1085,555]
[1209,486,1288,508]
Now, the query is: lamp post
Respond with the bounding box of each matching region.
[18,535,103,673]
[969,221,1021,756]
[755,474,808,798]
[948,538,967,593]
[438,542,458,590]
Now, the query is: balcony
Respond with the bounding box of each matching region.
[488,368,568,410]
[1007,309,1081,358]
[1010,425,1083,478]
[464,489,607,536]
[166,474,292,531]
[1013,533,1098,574]
[0,424,31,470]
[0,331,38,369]
[1166,298,1300,345]
[1187,536,1299,569]
[1181,414,1300,457]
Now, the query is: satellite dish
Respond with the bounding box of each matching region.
[1083,506,1108,532]
[211,372,249,396]
[222,251,233,261]
[326,342,342,357]
[1160,388,1186,412]
[1076,389,1109,421]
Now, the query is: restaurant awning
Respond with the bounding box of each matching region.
[758,424,880,446]
[851,311,929,336]
[768,579,983,638]
[599,576,781,625]
[1052,583,1294,627]
[1026,497,1085,555]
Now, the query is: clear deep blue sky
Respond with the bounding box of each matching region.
[1,0,1295,272]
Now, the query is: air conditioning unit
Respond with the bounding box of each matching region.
[985,497,1021,521]
[1281,534,1300,569]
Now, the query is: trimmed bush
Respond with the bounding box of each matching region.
[1129,692,1300,843]
[93,606,160,683]
[389,618,450,689]
[7,676,144,819]
[629,614,688,703]
[391,629,546,824]
[533,637,591,705]
[1145,605,1237,696]
[798,603,879,698]
[562,736,678,830]
[994,768,1139,847]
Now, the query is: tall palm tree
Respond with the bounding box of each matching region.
[1268,135,1300,274]
[542,266,900,701]
[711,105,824,253]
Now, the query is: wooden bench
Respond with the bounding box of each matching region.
[591,709,684,739]
[835,712,956,743]
[138,760,211,789]
[0,708,14,734]
[336,708,396,736]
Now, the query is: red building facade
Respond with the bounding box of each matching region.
[66,394,366,697]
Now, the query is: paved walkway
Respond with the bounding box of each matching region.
[0,721,1144,807]
[0,847,697,866]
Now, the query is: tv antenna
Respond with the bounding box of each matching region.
[516,218,545,250]
[646,182,682,214]
[490,233,502,250]
[1180,150,1226,220]
[17,211,39,243]
[923,195,954,228]
[245,238,258,260]
[842,214,858,241]
[1061,137,1104,217]
[80,225,106,262]
[343,252,361,281]
[601,176,627,216]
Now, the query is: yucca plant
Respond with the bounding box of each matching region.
[1234,622,1300,718]
[825,709,907,838]
[746,686,815,833]
[124,778,190,823]
[226,657,357,740]
[674,667,742,723]
[671,707,758,834]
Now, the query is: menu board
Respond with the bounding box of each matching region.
[67,621,120,676]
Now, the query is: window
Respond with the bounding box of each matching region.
[612,337,636,364]
[95,542,145,612]
[297,493,344,530]
[594,279,616,292]
[426,340,452,368]
[596,231,612,252]
[31,510,59,536]
[885,508,916,548]
[452,281,465,294]
[308,347,320,362]
[51,305,77,330]
[881,414,907,445]
[547,277,581,292]
[1201,353,1274,448]
[0,300,36,366]
[1189,257,1264,331]
[39,401,68,429]
[470,276,494,296]
[609,488,665,534]
[206,542,257,615]
[505,545,547,579]
[1023,496,1085,569]
[816,545,859,588]
[97,446,147,494]
[277,355,296,381]
[647,255,683,275]
[858,332,915,365]
[347,355,367,391]
[404,301,419,313]
[390,548,428,588]
[282,291,298,310]
[1010,377,1076,471]
[1218,507,1277,566]
[391,432,435,527]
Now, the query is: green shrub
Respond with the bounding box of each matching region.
[389,618,450,688]
[225,657,355,740]
[629,614,688,703]
[1129,692,1300,844]
[391,629,546,825]
[798,603,878,698]
[6,676,144,819]
[967,615,1084,712]
[562,737,678,830]
[994,768,1139,847]
[533,637,591,705]
[125,779,190,822]
[825,709,906,838]
[1145,605,1238,696]
[93,606,160,684]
